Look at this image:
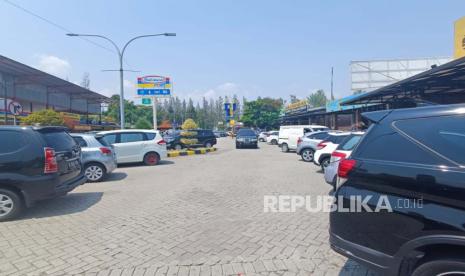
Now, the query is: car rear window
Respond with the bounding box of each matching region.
[394,115,465,165]
[337,135,362,151]
[326,135,349,144]
[40,131,77,152]
[145,132,156,140]
[0,130,25,154]
[72,136,88,147]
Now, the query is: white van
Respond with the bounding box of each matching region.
[278,125,329,152]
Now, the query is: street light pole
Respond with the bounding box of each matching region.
[66,33,176,129]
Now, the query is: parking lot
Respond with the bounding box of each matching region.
[0,138,375,276]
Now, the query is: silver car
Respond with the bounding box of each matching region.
[296,131,331,162]
[71,133,117,182]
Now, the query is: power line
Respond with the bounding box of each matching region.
[2,0,116,54]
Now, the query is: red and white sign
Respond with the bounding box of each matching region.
[8,101,22,115]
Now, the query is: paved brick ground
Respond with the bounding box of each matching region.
[0,139,377,276]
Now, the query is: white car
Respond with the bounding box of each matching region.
[278,125,329,152]
[324,132,365,189]
[97,129,167,165]
[313,132,351,171]
[258,131,269,142]
[266,131,279,145]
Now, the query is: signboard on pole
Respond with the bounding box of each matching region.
[137,76,171,97]
[141,98,152,105]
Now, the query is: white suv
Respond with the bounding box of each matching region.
[313,132,351,171]
[97,130,167,165]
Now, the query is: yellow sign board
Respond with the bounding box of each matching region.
[454,16,465,59]
[230,119,235,126]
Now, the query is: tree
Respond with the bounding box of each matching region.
[289,95,300,104]
[134,118,152,129]
[22,109,65,126]
[181,118,198,130]
[307,89,328,107]
[241,97,283,129]
[81,72,90,89]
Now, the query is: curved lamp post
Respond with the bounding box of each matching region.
[66,33,176,129]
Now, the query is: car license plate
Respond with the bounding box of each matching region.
[67,160,81,171]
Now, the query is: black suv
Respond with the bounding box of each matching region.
[330,104,465,276]
[0,126,86,221]
[165,129,217,150]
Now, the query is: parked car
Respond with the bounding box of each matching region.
[266,131,279,145]
[0,126,86,221]
[296,130,331,162]
[165,129,217,150]
[313,132,351,171]
[258,131,269,142]
[324,132,364,188]
[330,104,465,276]
[278,125,329,152]
[213,130,228,138]
[70,133,117,182]
[236,128,258,149]
[97,129,167,166]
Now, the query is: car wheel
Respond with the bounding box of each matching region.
[412,258,465,276]
[301,149,314,162]
[320,157,330,172]
[143,152,160,166]
[0,189,23,222]
[271,139,277,145]
[204,142,212,148]
[84,163,106,182]
[174,144,183,151]
[281,143,289,152]
[236,143,240,149]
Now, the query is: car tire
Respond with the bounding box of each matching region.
[412,258,465,276]
[204,142,213,148]
[271,139,277,145]
[236,143,240,149]
[320,157,330,172]
[174,144,183,151]
[281,143,289,152]
[0,188,23,222]
[84,162,106,182]
[143,152,160,166]
[301,149,314,162]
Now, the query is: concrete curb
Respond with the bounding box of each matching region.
[168,147,217,157]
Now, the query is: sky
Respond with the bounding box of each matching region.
[0,0,464,104]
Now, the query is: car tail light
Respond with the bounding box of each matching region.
[330,151,347,162]
[99,147,112,155]
[338,159,357,179]
[316,141,327,150]
[157,139,166,145]
[297,137,302,145]
[44,147,58,174]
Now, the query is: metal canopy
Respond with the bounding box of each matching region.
[0,55,110,103]
[342,56,465,106]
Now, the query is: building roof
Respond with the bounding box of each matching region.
[342,55,465,106]
[0,55,110,104]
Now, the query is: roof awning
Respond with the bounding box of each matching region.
[342,56,465,106]
[0,55,110,104]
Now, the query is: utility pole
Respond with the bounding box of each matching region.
[152,97,157,130]
[330,67,335,101]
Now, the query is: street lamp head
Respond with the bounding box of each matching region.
[66,33,79,36]
[164,33,176,36]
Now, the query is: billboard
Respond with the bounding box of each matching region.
[350,57,451,92]
[454,16,465,59]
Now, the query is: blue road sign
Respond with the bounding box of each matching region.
[137,89,171,96]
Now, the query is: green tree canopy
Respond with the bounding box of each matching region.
[241,97,283,129]
[134,118,153,129]
[22,109,65,126]
[307,89,328,107]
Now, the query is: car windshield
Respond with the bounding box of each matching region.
[237,129,256,136]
